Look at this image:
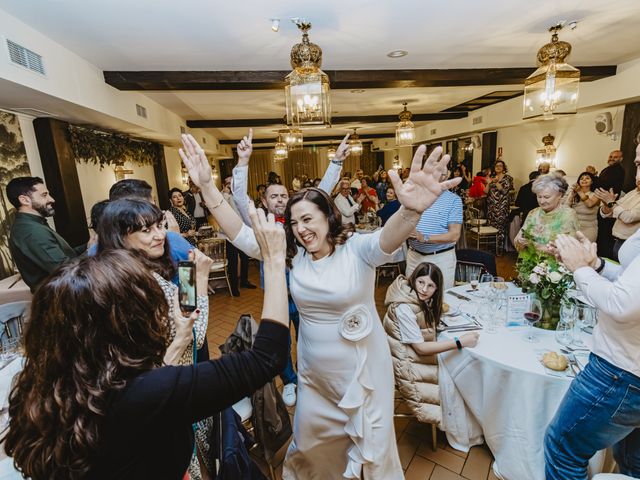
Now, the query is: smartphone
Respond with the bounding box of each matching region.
[178,261,197,313]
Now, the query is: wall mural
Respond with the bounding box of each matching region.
[0,112,31,280]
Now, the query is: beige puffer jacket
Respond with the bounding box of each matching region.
[382,275,441,426]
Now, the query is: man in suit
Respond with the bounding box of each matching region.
[183,179,209,229]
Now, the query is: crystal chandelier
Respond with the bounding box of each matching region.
[395,102,415,146]
[327,144,336,161]
[274,135,288,162]
[283,128,304,150]
[523,25,580,120]
[349,128,363,156]
[285,21,331,127]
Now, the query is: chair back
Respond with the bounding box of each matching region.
[198,238,227,263]
[456,248,497,276]
[455,261,488,284]
[0,301,30,348]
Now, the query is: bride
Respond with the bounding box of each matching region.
[180,132,460,479]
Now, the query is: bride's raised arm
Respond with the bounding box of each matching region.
[379,145,461,254]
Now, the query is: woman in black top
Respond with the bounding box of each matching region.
[3,205,289,479]
[168,187,198,245]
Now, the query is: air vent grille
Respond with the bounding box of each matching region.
[180,126,186,134]
[472,116,483,125]
[135,104,147,118]
[430,128,437,135]
[6,39,45,75]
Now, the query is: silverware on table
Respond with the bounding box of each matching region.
[448,291,471,301]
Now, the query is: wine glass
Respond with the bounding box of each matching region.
[480,274,493,297]
[478,303,493,331]
[555,320,573,347]
[469,272,480,293]
[522,298,542,343]
[485,302,500,334]
[572,304,595,348]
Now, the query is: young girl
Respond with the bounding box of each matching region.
[383,262,479,424]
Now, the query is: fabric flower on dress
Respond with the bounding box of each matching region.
[339,305,373,342]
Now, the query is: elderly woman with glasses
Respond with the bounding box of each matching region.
[514,173,580,255]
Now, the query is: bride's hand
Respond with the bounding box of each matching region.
[179,134,215,190]
[388,145,461,214]
[236,129,253,167]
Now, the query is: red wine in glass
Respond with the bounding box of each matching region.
[523,299,542,343]
[524,312,541,323]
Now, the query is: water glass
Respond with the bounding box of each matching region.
[573,304,596,348]
[478,303,493,331]
[468,272,480,293]
[480,274,493,297]
[555,320,573,346]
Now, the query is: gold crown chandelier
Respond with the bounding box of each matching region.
[285,21,331,127]
[274,134,288,162]
[282,128,304,150]
[523,24,580,120]
[395,102,415,146]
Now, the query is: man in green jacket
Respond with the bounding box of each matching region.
[7,177,85,292]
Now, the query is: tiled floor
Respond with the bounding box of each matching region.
[206,252,518,479]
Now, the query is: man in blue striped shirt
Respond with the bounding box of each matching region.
[406,184,462,289]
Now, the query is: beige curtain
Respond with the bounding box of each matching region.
[245,149,274,200]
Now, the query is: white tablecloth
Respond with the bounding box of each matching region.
[439,284,611,480]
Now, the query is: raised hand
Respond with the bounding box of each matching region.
[594,188,617,204]
[237,128,253,167]
[332,133,351,163]
[248,202,285,265]
[388,145,461,213]
[179,134,214,189]
[554,234,597,272]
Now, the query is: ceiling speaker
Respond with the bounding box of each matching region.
[595,112,613,134]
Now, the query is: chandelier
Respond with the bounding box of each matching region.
[285,21,331,127]
[282,128,304,150]
[536,133,557,168]
[523,24,580,120]
[274,134,288,162]
[327,144,336,161]
[349,128,363,156]
[395,102,415,146]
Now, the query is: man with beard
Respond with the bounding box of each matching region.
[7,177,86,292]
[596,150,626,258]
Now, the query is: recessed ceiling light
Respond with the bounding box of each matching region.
[387,50,408,58]
[350,89,365,94]
[270,18,280,32]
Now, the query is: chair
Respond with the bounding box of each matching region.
[232,397,277,479]
[454,261,488,285]
[375,262,402,287]
[456,249,497,276]
[465,207,499,254]
[198,238,232,295]
[394,391,438,452]
[0,301,30,349]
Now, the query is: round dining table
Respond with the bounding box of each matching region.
[438,283,613,480]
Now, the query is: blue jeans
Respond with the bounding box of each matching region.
[544,353,640,479]
[279,300,299,386]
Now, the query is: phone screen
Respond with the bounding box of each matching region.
[178,261,197,313]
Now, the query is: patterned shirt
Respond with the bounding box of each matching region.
[520,205,579,246]
[408,191,463,254]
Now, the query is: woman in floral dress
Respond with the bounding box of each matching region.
[485,160,514,253]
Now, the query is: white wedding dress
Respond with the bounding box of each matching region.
[233,226,403,479]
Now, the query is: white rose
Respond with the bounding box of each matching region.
[548,271,563,283]
[529,273,540,285]
[339,305,372,342]
[533,266,544,274]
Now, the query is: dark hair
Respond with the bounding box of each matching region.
[529,171,540,181]
[168,187,184,199]
[475,171,486,177]
[108,179,153,201]
[493,160,508,173]
[408,262,444,329]
[284,188,354,268]
[6,176,44,209]
[3,250,168,478]
[267,171,281,185]
[89,200,110,230]
[257,184,266,192]
[577,171,596,192]
[96,199,176,279]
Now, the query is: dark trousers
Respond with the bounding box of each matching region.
[226,241,250,295]
[612,237,625,262]
[597,215,616,259]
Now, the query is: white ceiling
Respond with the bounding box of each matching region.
[2,0,640,143]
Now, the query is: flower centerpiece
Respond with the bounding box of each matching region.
[515,246,574,330]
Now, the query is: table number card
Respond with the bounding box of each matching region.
[506,294,530,326]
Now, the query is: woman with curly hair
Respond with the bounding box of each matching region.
[179,132,461,480]
[2,206,289,479]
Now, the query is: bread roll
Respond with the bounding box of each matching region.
[542,352,569,371]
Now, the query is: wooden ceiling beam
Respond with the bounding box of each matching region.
[104,66,616,91]
[187,111,467,129]
[219,133,393,145]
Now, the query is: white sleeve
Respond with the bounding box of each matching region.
[318,161,342,194]
[349,229,402,268]
[229,223,263,261]
[334,195,356,218]
[395,304,425,344]
[572,255,640,323]
[232,165,252,226]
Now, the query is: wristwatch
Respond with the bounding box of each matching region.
[606,201,617,208]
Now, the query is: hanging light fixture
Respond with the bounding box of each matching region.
[395,102,415,146]
[274,134,288,162]
[327,143,336,161]
[536,133,557,168]
[285,20,331,127]
[523,24,580,120]
[282,128,304,150]
[349,128,363,156]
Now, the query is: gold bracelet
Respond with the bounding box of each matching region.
[209,195,225,210]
